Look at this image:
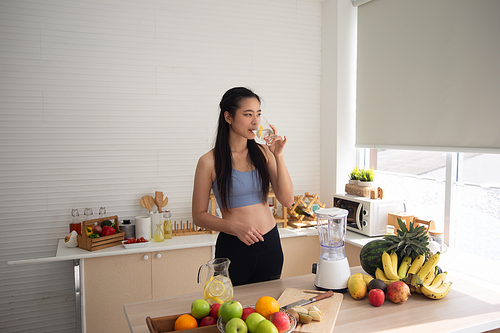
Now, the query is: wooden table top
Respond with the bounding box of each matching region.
[124,267,500,333]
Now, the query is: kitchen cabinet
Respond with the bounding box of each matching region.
[84,246,212,333]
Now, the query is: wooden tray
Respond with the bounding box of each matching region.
[146,314,218,333]
[277,288,343,333]
[77,215,125,251]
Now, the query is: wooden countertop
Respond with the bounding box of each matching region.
[124,267,500,333]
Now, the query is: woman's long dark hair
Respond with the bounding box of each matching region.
[214,87,270,210]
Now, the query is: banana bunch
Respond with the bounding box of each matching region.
[381,251,452,300]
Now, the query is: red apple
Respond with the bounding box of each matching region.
[368,289,385,307]
[200,315,217,327]
[387,281,411,304]
[241,307,256,321]
[269,311,289,333]
[209,303,221,319]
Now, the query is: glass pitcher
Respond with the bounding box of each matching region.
[197,258,233,305]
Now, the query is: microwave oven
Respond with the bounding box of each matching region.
[333,193,404,237]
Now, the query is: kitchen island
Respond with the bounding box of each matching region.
[124,267,500,333]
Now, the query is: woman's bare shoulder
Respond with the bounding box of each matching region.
[197,149,215,169]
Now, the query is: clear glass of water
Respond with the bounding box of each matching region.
[253,117,275,145]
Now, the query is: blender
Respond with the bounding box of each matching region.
[312,208,351,291]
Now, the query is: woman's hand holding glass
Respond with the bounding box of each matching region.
[252,117,286,151]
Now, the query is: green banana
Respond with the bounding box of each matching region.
[421,281,452,300]
[398,256,412,278]
[417,252,440,280]
[408,254,425,275]
[405,273,423,293]
[382,252,400,280]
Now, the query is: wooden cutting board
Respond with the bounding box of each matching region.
[278,288,343,333]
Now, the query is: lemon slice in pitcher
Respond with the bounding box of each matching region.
[208,280,225,297]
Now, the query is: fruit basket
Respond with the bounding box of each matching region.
[77,215,125,251]
[216,307,297,333]
[146,314,218,333]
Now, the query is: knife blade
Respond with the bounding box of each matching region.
[280,290,334,310]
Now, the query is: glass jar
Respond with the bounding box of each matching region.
[154,224,164,242]
[429,230,444,245]
[69,209,82,235]
[163,210,172,239]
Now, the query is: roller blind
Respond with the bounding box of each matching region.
[355,0,500,152]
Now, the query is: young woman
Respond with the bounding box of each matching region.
[192,87,294,286]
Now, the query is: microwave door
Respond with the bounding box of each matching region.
[335,199,362,231]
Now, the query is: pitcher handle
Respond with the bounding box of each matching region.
[197,264,207,284]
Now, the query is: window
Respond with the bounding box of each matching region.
[366,149,500,290]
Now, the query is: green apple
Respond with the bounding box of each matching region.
[220,300,243,322]
[191,299,210,319]
[225,317,248,333]
[256,319,279,333]
[245,312,266,333]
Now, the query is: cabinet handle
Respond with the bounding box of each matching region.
[156,253,161,259]
[143,255,149,261]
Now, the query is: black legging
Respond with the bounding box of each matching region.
[215,224,284,286]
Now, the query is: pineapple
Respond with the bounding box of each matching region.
[384,218,430,261]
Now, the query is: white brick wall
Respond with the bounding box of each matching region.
[0,0,322,331]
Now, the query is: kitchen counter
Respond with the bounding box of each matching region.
[7,227,321,266]
[124,267,500,333]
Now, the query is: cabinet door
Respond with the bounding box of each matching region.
[281,236,320,278]
[84,252,152,333]
[151,246,212,299]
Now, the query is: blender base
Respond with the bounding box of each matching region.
[314,257,351,291]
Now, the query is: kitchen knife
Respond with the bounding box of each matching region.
[280,290,334,310]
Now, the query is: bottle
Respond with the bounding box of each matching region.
[69,209,82,235]
[163,210,172,239]
[154,224,164,242]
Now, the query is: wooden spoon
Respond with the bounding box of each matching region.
[155,191,164,213]
[140,195,155,213]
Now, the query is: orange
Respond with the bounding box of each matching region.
[174,314,198,331]
[254,296,280,319]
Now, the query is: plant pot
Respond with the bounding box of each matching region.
[348,179,358,185]
[358,180,374,187]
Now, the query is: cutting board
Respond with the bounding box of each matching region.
[278,288,343,333]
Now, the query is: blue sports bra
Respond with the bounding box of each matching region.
[212,169,265,209]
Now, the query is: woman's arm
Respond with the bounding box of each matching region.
[265,125,294,207]
[191,152,264,245]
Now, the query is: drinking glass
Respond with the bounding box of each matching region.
[253,117,275,145]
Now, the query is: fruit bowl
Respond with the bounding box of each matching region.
[216,306,297,333]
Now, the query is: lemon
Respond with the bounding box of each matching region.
[257,125,263,138]
[208,280,225,297]
[207,296,224,305]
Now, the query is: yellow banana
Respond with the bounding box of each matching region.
[361,274,374,286]
[408,254,425,275]
[421,281,452,300]
[417,252,440,281]
[375,268,399,286]
[390,252,398,274]
[430,272,447,288]
[422,269,436,287]
[375,267,387,280]
[382,252,400,280]
[398,256,412,279]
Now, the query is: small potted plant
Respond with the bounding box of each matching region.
[358,168,375,187]
[348,167,360,185]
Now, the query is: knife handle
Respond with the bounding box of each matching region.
[312,290,334,301]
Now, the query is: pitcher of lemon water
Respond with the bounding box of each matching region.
[197,258,233,305]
